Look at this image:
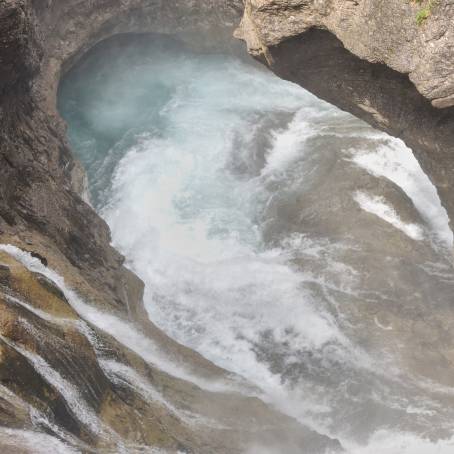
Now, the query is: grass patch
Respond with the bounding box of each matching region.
[413,0,438,25]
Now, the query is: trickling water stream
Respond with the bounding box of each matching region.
[58,34,454,453]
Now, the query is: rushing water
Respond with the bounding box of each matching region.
[59,35,454,453]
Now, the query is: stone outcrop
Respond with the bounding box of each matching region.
[237,0,454,109]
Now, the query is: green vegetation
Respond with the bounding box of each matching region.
[413,0,438,25]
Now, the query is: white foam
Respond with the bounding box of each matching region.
[3,292,74,326]
[90,58,381,445]
[0,330,102,436]
[351,140,453,248]
[0,383,92,453]
[374,316,393,331]
[354,191,425,240]
[54,45,454,452]
[0,427,80,454]
[262,108,313,176]
[346,430,454,454]
[100,359,225,429]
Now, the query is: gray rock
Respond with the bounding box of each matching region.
[0,264,11,287]
[238,0,454,108]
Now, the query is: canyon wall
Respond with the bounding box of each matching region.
[238,0,454,108]
[1,0,454,451]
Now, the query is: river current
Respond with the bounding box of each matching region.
[58,35,454,453]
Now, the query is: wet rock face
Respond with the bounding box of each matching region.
[0,0,41,96]
[0,251,342,452]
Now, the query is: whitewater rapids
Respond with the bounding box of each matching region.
[58,34,454,453]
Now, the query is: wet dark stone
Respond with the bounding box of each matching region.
[30,251,48,267]
[0,264,11,287]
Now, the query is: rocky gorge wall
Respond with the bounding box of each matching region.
[1,0,454,452]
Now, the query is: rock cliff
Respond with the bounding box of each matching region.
[1,0,454,452]
[238,0,454,108]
